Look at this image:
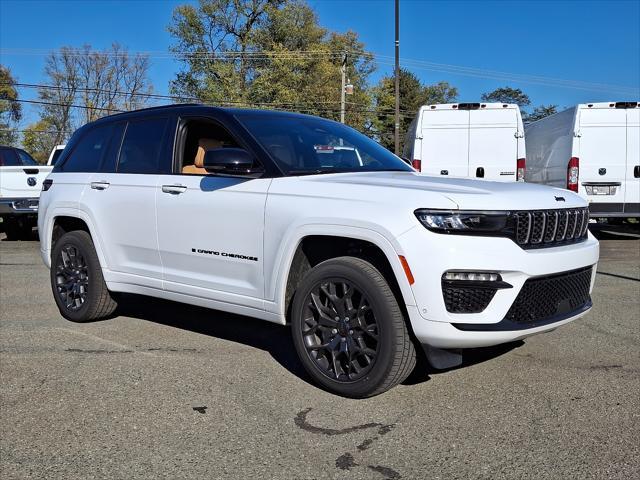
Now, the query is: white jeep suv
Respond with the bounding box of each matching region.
[38,105,599,397]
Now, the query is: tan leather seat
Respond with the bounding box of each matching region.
[182,138,223,174]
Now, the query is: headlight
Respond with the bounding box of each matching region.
[414,209,512,235]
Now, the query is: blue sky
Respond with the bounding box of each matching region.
[1,0,639,126]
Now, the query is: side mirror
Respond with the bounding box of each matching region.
[203,148,254,174]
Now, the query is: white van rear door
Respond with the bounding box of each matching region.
[578,108,627,207]
[468,108,518,181]
[624,108,639,213]
[419,109,469,177]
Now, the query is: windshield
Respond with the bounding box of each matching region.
[237,114,413,175]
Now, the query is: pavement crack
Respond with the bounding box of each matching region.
[368,464,402,479]
[66,348,133,354]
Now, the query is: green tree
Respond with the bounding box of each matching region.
[22,119,58,164]
[168,0,375,130]
[372,68,458,150]
[481,86,531,107]
[525,104,558,123]
[0,65,22,146]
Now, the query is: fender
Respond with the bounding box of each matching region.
[264,223,419,322]
[42,206,110,272]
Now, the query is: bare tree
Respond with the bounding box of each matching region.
[37,44,154,141]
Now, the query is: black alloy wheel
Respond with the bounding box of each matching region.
[50,230,117,322]
[291,256,416,398]
[301,279,379,382]
[54,244,89,311]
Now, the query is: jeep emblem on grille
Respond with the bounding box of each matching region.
[555,196,565,202]
[27,177,37,187]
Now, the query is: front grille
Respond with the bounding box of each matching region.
[506,266,593,324]
[443,285,497,313]
[515,207,588,249]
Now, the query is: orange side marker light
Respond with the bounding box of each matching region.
[399,255,415,285]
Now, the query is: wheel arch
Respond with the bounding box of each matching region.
[272,226,417,323]
[44,209,109,270]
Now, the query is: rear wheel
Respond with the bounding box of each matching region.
[50,230,117,322]
[291,257,416,398]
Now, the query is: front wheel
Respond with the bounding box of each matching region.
[291,257,416,398]
[50,230,118,322]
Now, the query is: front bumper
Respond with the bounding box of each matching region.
[398,225,599,348]
[0,197,39,216]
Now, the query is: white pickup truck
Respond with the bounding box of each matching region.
[0,146,53,240]
[38,105,599,397]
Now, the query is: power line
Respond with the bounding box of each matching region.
[2,47,636,94]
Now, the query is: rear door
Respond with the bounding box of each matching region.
[419,108,469,177]
[468,107,519,181]
[625,107,640,214]
[82,116,172,287]
[578,107,626,208]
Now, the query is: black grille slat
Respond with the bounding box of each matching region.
[506,267,592,324]
[544,211,558,243]
[514,207,588,249]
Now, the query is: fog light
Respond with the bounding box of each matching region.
[443,271,501,282]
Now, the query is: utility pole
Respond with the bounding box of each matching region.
[394,0,400,155]
[340,51,347,124]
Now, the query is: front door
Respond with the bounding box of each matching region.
[155,118,269,309]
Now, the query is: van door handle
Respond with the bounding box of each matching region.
[635,166,640,178]
[90,181,110,190]
[162,184,187,194]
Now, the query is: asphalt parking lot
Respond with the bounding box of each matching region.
[1,228,638,479]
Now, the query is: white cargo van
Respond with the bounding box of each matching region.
[402,103,526,182]
[525,102,639,220]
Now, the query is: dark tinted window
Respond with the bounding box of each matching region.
[237,114,412,175]
[49,149,64,166]
[99,123,126,173]
[62,124,113,172]
[16,149,38,166]
[0,148,20,166]
[118,118,168,174]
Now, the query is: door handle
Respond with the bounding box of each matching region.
[90,181,110,190]
[162,184,187,194]
[635,165,640,178]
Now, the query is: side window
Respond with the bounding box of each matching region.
[179,119,244,174]
[62,124,113,172]
[117,118,169,174]
[0,148,20,166]
[16,149,39,166]
[99,123,126,173]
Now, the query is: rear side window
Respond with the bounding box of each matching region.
[16,149,38,166]
[62,124,113,172]
[0,148,20,166]
[117,118,169,174]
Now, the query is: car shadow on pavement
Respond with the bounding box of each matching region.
[114,294,313,385]
[117,294,526,389]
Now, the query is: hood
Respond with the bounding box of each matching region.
[300,171,586,211]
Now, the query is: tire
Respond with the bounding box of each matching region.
[50,230,117,322]
[4,218,33,241]
[291,256,416,398]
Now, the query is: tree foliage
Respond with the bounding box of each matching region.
[524,104,558,123]
[37,44,153,145]
[168,0,374,130]
[481,86,531,107]
[372,68,458,150]
[22,119,58,163]
[0,65,22,146]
